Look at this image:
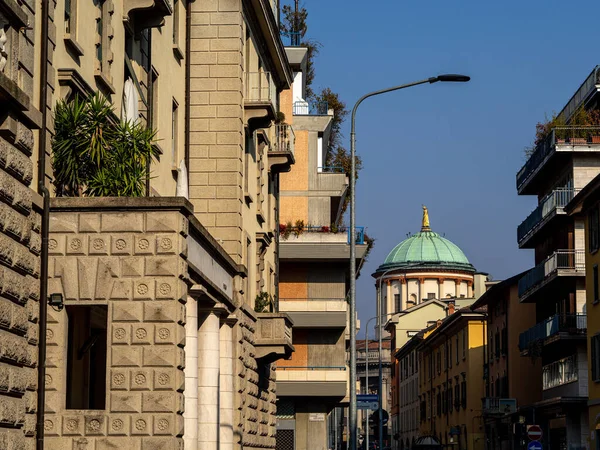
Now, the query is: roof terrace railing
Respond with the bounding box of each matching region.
[280,31,302,47]
[517,189,578,244]
[559,65,600,121]
[517,126,600,190]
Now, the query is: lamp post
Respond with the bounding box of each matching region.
[348,74,470,450]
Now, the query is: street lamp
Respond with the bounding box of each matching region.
[348,74,470,450]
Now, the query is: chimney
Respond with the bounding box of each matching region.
[436,319,442,327]
[448,302,455,316]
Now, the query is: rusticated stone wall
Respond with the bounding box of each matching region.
[236,308,277,449]
[0,0,43,447]
[45,208,189,450]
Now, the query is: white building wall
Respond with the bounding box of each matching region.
[423,279,438,300]
[444,280,456,297]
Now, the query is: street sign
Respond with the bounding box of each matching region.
[357,394,378,410]
[527,440,543,450]
[527,425,543,441]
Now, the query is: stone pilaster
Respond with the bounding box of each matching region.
[220,318,236,450]
[184,296,198,450]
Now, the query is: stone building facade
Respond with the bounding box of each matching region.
[0,0,43,448]
[44,198,292,450]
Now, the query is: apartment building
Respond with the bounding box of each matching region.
[1,0,302,448]
[469,273,541,450]
[566,171,600,448]
[515,66,600,448]
[417,309,486,450]
[274,39,368,450]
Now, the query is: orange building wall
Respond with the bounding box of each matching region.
[279,329,308,368]
[280,129,309,193]
[280,88,294,125]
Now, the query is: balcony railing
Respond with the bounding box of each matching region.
[279,225,365,245]
[272,124,295,156]
[518,250,585,298]
[543,354,578,390]
[280,31,301,47]
[293,100,329,116]
[518,314,587,351]
[517,126,600,190]
[277,366,346,371]
[317,166,344,173]
[245,71,274,103]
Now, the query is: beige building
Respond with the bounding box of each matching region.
[275,41,368,450]
[0,0,316,448]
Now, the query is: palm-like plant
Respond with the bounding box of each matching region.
[52,93,159,197]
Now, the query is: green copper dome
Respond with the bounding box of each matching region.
[377,207,475,273]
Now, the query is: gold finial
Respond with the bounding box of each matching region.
[421,205,431,231]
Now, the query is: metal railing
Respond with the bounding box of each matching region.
[543,354,578,390]
[279,297,346,302]
[517,126,600,190]
[277,366,346,371]
[517,189,578,244]
[519,314,587,351]
[245,72,273,103]
[317,166,344,173]
[518,250,585,297]
[272,124,295,156]
[279,225,365,244]
[280,31,301,46]
[293,100,329,116]
[559,66,600,122]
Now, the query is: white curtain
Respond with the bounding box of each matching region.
[121,77,139,123]
[176,159,189,199]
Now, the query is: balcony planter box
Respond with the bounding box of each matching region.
[569,138,587,144]
[592,136,600,144]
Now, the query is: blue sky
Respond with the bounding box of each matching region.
[295,0,600,337]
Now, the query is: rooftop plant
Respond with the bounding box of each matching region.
[52,93,160,197]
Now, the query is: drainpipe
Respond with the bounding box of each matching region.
[36,0,51,445]
[184,0,192,178]
[145,29,153,196]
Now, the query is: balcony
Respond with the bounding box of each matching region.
[559,65,600,123]
[254,313,294,364]
[293,100,329,116]
[278,298,347,328]
[517,126,600,194]
[481,398,517,416]
[518,250,585,301]
[124,0,173,32]
[518,314,587,353]
[276,366,347,398]
[268,124,295,173]
[279,226,368,261]
[517,189,577,248]
[244,72,276,127]
[543,354,578,391]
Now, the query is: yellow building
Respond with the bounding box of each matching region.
[566,172,600,448]
[417,309,487,450]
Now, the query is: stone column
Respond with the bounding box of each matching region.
[386,279,392,315]
[419,278,425,304]
[438,278,445,299]
[220,317,236,450]
[184,297,199,450]
[400,278,407,311]
[455,280,460,298]
[198,310,221,450]
[467,280,473,298]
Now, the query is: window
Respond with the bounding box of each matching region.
[436,391,441,416]
[591,335,600,382]
[65,0,72,33]
[456,335,459,364]
[95,0,104,67]
[590,205,600,253]
[427,292,436,299]
[395,293,401,311]
[448,381,453,413]
[449,341,452,368]
[66,306,108,409]
[437,351,441,375]
[460,379,467,409]
[462,329,467,359]
[543,355,578,390]
[172,0,180,46]
[454,384,460,409]
[495,330,500,359]
[501,328,508,356]
[150,68,159,130]
[594,264,599,304]
[171,99,178,167]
